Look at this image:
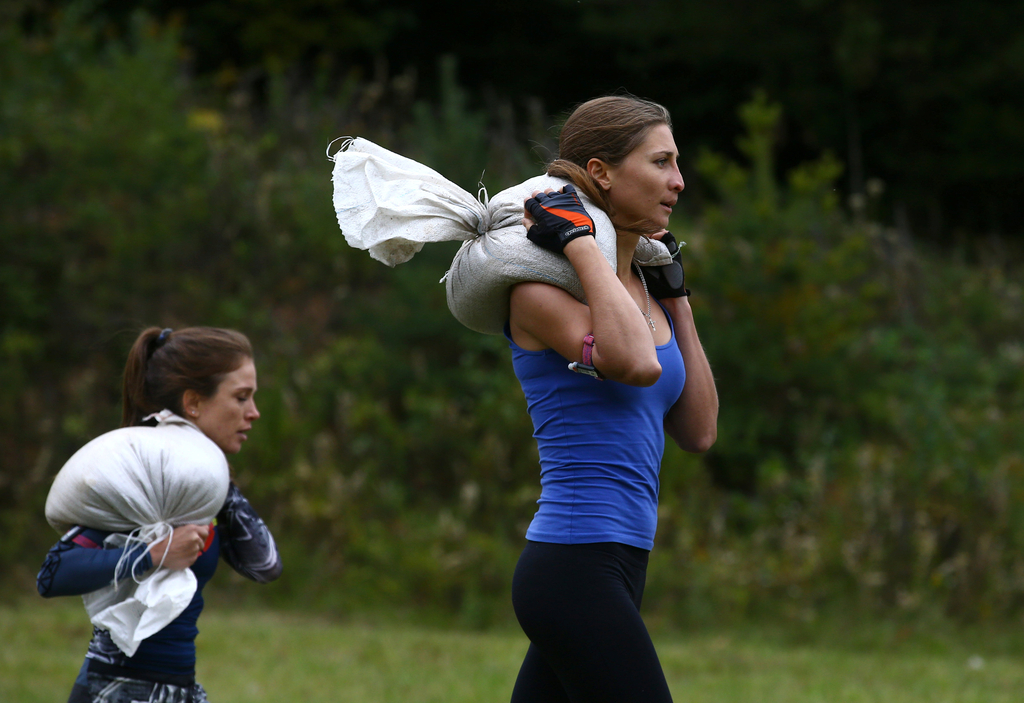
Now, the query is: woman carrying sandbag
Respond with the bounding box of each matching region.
[37,326,282,703]
[506,96,719,703]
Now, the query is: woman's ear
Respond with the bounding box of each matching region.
[587,158,613,191]
[182,389,202,419]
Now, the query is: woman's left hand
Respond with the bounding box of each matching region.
[643,230,690,299]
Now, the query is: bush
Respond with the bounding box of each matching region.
[650,91,1024,622]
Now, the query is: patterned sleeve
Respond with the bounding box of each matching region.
[216,482,283,584]
[37,528,152,598]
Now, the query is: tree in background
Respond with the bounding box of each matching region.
[15,0,1024,246]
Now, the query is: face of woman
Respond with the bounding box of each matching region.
[602,123,685,231]
[188,360,259,454]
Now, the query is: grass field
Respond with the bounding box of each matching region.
[3,598,1022,702]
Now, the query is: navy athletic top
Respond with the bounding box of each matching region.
[505,302,686,550]
[37,483,281,677]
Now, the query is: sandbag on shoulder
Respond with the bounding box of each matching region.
[44,409,230,656]
[445,175,673,335]
[329,137,675,336]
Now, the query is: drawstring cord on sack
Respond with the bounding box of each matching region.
[476,173,490,216]
[326,136,354,161]
[112,522,174,590]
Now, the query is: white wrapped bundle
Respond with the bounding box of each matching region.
[44,410,230,656]
[330,136,487,266]
[329,138,674,335]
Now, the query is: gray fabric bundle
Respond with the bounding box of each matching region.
[330,137,674,335]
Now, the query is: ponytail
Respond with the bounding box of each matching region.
[122,327,166,427]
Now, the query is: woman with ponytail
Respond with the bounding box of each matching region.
[505,96,719,703]
[38,326,282,703]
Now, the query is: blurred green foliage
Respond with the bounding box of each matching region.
[649,91,1024,623]
[32,0,1024,244]
[2,11,1023,628]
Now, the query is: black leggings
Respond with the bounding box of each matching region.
[510,541,673,703]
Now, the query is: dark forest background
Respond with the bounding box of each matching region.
[2,0,1023,628]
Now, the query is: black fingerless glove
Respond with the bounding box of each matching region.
[641,231,691,299]
[525,185,596,254]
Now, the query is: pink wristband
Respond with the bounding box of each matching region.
[568,333,602,379]
[581,333,595,366]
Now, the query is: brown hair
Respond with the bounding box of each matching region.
[121,326,254,427]
[547,95,672,231]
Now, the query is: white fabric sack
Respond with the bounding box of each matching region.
[81,534,198,657]
[329,137,675,335]
[45,410,229,656]
[330,136,487,266]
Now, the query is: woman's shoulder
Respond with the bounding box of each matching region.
[509,282,591,353]
[510,281,590,322]
[510,280,576,304]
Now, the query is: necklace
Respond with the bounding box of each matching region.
[633,262,656,331]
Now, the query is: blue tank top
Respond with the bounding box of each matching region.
[506,304,686,550]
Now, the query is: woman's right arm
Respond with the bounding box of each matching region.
[36,529,151,598]
[510,239,660,385]
[37,524,210,598]
[510,191,660,385]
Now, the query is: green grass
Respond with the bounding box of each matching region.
[3,598,1023,702]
